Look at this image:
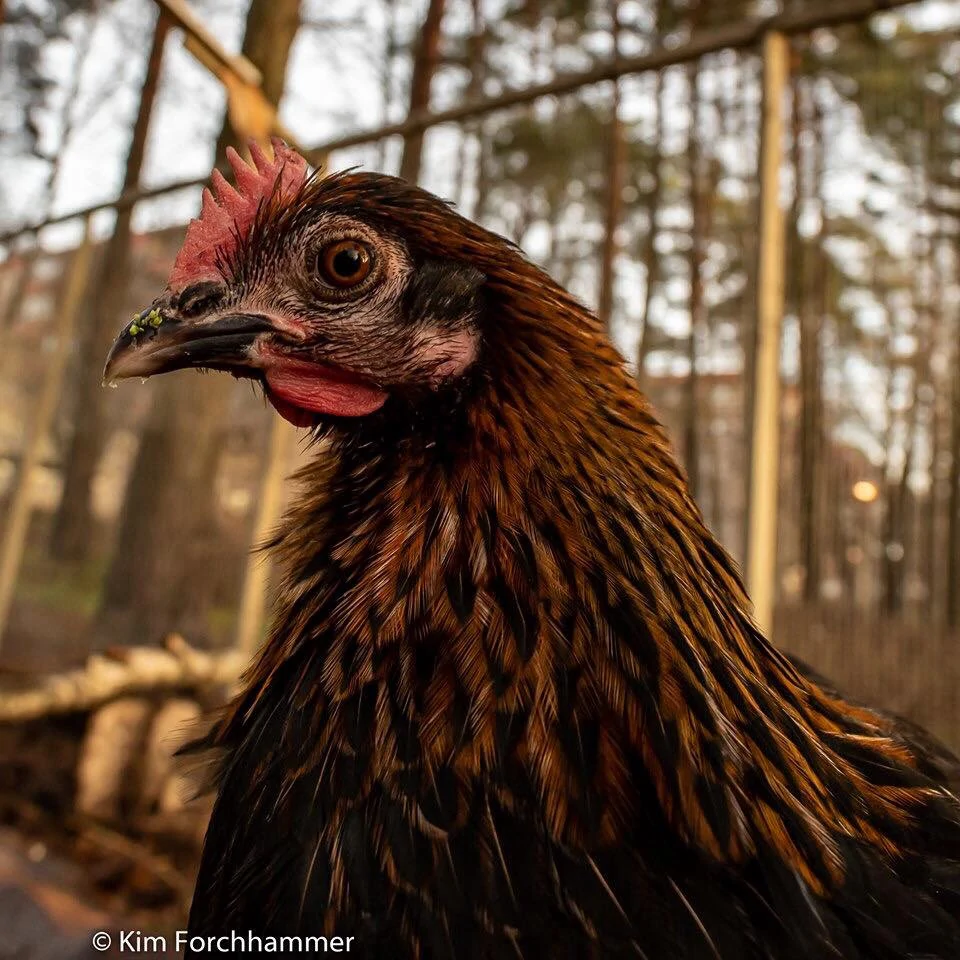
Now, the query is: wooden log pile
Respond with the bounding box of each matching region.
[0,634,243,923]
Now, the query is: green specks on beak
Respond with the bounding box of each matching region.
[128,307,163,338]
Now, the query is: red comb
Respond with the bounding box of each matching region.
[168,138,308,292]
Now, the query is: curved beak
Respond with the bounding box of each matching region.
[103,306,277,383]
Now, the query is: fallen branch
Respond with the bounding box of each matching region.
[0,635,247,722]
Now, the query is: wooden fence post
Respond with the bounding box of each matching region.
[0,216,94,649]
[746,31,790,636]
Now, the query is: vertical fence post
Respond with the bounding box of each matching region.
[0,215,94,650]
[746,31,790,636]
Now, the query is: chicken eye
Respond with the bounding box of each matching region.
[317,240,373,288]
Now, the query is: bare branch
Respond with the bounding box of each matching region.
[0,635,245,722]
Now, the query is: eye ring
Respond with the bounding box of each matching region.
[316,239,373,289]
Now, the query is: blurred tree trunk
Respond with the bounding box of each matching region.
[700,95,723,536]
[597,1,624,334]
[456,0,487,216]
[923,114,945,623]
[948,349,960,629]
[922,392,939,619]
[927,216,951,623]
[450,1,484,226]
[635,68,664,392]
[883,123,933,618]
[636,0,665,392]
[683,58,709,501]
[398,0,446,184]
[1,11,97,340]
[877,286,899,608]
[739,53,761,563]
[376,0,402,171]
[95,0,302,648]
[882,291,927,616]
[795,76,824,603]
[919,198,940,623]
[883,387,920,615]
[49,11,169,563]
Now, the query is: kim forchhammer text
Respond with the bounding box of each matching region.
[112,930,355,953]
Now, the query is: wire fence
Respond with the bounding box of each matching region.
[1,0,958,748]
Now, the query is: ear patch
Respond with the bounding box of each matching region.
[168,139,308,293]
[404,261,486,328]
[404,261,485,382]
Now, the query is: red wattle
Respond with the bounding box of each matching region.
[262,355,387,423]
[266,392,317,428]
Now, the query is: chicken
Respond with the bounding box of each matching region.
[103,140,960,959]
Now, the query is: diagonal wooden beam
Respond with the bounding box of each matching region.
[154,0,303,150]
[2,0,915,244]
[155,0,262,86]
[301,0,913,164]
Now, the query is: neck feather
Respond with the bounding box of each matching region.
[225,295,948,895]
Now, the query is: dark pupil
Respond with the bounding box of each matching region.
[332,247,363,278]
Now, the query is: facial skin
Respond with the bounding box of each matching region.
[104,163,487,428]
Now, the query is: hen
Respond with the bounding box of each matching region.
[104,141,960,959]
